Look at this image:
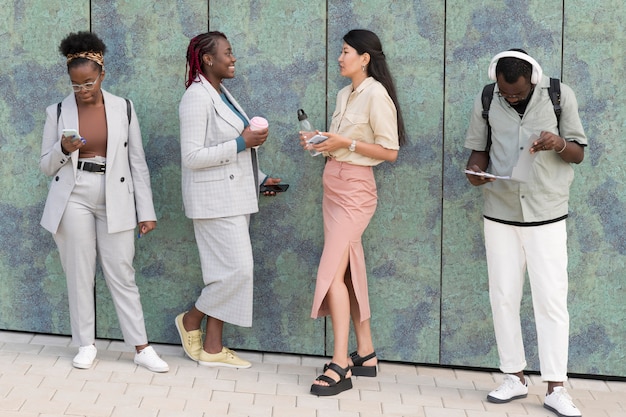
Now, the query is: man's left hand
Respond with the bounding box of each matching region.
[530,131,566,154]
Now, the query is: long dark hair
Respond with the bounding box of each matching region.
[343,29,407,146]
[184,31,227,88]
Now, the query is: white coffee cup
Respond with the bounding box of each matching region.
[249,116,268,131]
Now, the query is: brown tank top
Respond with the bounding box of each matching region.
[78,104,107,158]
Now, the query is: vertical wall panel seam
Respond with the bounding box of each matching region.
[561,0,565,81]
[439,0,447,365]
[325,1,329,131]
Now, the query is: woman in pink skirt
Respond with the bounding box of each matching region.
[300,29,407,396]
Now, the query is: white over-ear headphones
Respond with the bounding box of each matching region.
[488,50,543,84]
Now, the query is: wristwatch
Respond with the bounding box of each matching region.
[349,140,357,152]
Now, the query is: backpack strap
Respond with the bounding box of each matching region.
[481,83,496,153]
[549,77,561,132]
[124,98,132,124]
[56,99,132,124]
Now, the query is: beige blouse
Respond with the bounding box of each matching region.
[327,77,399,166]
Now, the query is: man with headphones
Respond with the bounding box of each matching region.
[464,49,587,417]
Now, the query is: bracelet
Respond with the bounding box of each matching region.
[556,138,567,154]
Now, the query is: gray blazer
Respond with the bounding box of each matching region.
[39,90,156,234]
[179,74,262,219]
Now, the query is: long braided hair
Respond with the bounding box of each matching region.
[184,31,228,88]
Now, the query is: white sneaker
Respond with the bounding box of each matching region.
[73,345,97,369]
[134,346,169,373]
[544,387,582,417]
[487,374,528,403]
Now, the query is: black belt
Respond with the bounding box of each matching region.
[77,161,106,173]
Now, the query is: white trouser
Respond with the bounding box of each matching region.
[53,168,148,347]
[484,218,569,382]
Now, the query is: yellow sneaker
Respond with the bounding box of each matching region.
[174,312,203,361]
[198,347,251,368]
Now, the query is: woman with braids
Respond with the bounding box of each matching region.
[39,32,169,372]
[300,29,406,396]
[175,31,282,368]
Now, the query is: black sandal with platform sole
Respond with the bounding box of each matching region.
[350,351,377,377]
[310,362,353,396]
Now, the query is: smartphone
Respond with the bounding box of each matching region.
[62,129,82,143]
[260,184,289,193]
[306,134,328,145]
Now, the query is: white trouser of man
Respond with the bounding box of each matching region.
[484,218,569,382]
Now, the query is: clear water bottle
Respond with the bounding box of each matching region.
[297,108,320,156]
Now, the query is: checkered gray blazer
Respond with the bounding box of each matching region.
[179,75,261,219]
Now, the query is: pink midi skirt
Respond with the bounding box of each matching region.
[310,158,378,321]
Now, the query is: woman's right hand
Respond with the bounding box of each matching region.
[242,126,268,148]
[60,134,85,154]
[299,131,317,150]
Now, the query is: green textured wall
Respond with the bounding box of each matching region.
[0,0,624,377]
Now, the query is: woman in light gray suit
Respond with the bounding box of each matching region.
[175,31,282,368]
[40,32,168,372]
